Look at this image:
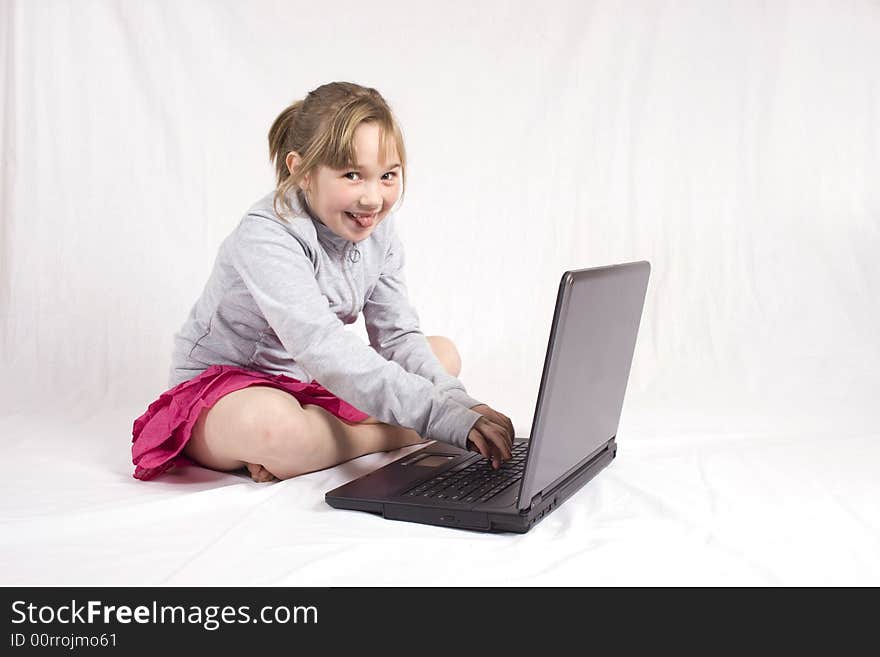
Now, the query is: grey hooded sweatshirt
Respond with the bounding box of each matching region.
[168,190,484,450]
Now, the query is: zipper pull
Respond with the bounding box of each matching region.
[348,243,361,263]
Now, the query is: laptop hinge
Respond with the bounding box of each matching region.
[525,438,616,511]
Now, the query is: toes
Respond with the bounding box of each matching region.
[258,468,277,483]
[246,463,278,483]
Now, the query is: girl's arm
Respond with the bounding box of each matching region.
[230,215,481,450]
[362,227,483,411]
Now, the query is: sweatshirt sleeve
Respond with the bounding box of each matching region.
[229,216,481,450]
[362,224,484,412]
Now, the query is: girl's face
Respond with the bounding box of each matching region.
[298,122,402,243]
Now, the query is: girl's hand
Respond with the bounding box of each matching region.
[466,415,514,470]
[469,404,515,449]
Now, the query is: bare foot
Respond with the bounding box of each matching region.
[245,462,278,483]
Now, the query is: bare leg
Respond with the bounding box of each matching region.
[186,335,464,481]
[292,405,428,472]
[260,334,463,479]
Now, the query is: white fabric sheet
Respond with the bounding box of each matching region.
[2,408,878,586]
[2,0,879,585]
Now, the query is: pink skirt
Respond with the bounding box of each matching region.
[131,364,370,481]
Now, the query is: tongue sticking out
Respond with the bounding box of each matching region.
[347,212,375,227]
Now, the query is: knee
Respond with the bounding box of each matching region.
[427,335,462,377]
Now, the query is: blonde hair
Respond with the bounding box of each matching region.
[268,82,408,221]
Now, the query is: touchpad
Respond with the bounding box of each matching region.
[413,455,454,467]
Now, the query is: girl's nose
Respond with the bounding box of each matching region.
[360,180,384,208]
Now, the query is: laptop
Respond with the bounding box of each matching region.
[326,260,651,533]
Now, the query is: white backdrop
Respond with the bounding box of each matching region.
[1,0,879,585]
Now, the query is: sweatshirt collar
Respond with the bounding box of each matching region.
[283,189,352,253]
[312,215,352,254]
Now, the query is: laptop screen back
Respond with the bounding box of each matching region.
[517,262,650,510]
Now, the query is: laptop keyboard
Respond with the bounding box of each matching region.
[403,442,529,504]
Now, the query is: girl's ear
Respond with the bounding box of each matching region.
[285,151,301,175]
[286,151,311,192]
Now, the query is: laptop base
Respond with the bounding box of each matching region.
[326,438,616,534]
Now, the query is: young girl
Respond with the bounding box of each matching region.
[131,81,515,483]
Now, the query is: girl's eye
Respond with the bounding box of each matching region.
[343,171,398,181]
